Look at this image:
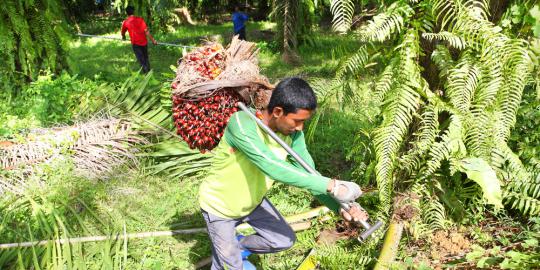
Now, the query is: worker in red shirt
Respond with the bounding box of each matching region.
[121,6,157,73]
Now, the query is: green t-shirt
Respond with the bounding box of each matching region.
[198,111,340,219]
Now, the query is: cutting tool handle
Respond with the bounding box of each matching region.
[359,220,383,241]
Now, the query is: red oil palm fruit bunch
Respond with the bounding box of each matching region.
[171,90,241,152]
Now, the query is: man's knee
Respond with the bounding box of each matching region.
[271,230,296,251]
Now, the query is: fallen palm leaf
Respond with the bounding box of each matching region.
[0,118,146,194]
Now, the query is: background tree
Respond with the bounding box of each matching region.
[271,0,319,63]
[0,0,69,92]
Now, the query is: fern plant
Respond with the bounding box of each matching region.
[330,0,539,243]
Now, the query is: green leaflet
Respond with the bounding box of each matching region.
[458,157,503,208]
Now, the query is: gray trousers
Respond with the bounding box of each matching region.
[202,198,296,270]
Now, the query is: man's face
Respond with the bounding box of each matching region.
[271,107,313,135]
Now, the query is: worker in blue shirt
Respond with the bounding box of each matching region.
[232,6,249,40]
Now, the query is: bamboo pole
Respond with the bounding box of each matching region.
[373,221,404,270]
[0,228,207,249]
[0,206,329,250]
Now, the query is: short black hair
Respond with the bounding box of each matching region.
[267,77,317,114]
[126,6,135,15]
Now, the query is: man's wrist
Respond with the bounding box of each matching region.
[326,179,335,193]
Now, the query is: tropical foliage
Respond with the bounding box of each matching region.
[0,0,69,89]
[329,0,539,250]
[2,0,540,268]
[271,0,320,61]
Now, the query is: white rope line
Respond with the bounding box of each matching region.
[76,33,196,48]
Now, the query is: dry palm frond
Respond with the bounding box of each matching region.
[0,117,146,194]
[70,118,146,177]
[0,171,28,195]
[172,37,262,96]
[225,36,260,64]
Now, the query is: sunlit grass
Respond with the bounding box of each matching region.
[69,21,361,83]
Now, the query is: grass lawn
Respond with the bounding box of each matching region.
[74,164,351,269]
[69,19,361,83]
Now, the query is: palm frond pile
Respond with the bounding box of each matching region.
[0,118,145,194]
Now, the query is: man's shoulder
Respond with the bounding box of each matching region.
[124,16,145,22]
[228,111,252,127]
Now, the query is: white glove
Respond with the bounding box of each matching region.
[330,179,362,203]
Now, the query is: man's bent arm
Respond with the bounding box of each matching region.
[225,112,331,196]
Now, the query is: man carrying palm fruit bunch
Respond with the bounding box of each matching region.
[199,77,368,270]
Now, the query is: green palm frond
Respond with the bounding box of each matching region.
[422,32,467,49]
[142,138,211,179]
[356,2,413,43]
[329,0,538,226]
[421,196,450,230]
[1,0,68,87]
[374,31,422,215]
[431,45,455,80]
[335,45,370,79]
[399,105,439,175]
[431,0,459,30]
[316,244,373,269]
[373,58,397,103]
[330,0,355,33]
[105,72,210,178]
[505,192,540,216]
[107,72,172,130]
[446,54,481,113]
[463,0,491,19]
[307,45,371,137]
[492,144,540,215]
[420,113,466,179]
[493,43,533,141]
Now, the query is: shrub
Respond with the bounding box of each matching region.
[0,73,111,137]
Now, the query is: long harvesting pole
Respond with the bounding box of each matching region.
[76,33,196,48]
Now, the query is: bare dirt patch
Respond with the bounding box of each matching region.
[430,230,471,260]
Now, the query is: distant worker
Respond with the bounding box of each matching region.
[232,6,249,40]
[121,6,157,73]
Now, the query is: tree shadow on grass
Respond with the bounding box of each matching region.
[167,209,213,270]
[68,22,276,84]
[69,39,180,83]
